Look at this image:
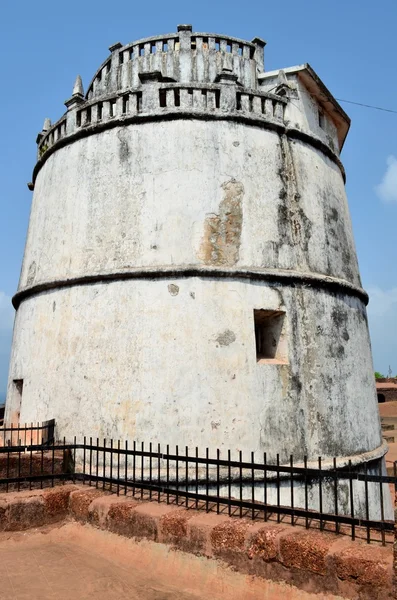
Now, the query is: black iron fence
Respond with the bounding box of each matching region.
[0,432,395,545]
[0,419,55,448]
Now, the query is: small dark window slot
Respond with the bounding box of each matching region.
[254,309,286,362]
[236,93,242,111]
[106,62,111,74]
[202,37,208,50]
[226,42,232,53]
[119,52,124,65]
[97,102,103,120]
[139,45,145,57]
[250,47,255,59]
[238,45,243,56]
[76,110,82,127]
[151,43,156,54]
[96,71,102,83]
[215,89,220,109]
[215,39,220,51]
[122,95,129,114]
[191,37,196,50]
[129,49,134,60]
[137,92,143,112]
[249,95,253,112]
[174,89,180,107]
[86,107,91,124]
[109,100,117,117]
[159,89,167,108]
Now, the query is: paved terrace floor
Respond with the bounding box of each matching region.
[0,522,343,600]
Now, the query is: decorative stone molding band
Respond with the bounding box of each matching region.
[31,105,345,186]
[13,265,368,309]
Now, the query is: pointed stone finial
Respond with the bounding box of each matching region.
[277,70,288,86]
[72,75,84,97]
[42,118,51,132]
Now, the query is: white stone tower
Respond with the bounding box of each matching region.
[6,26,387,513]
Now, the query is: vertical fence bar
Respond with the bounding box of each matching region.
[319,457,323,531]
[195,447,199,509]
[125,440,128,497]
[83,436,86,485]
[166,444,170,504]
[29,426,33,490]
[141,441,144,499]
[239,450,243,518]
[333,457,339,534]
[186,446,189,509]
[6,440,10,493]
[349,460,355,541]
[51,437,56,488]
[72,436,76,485]
[217,448,220,515]
[117,440,120,496]
[17,438,21,492]
[158,442,161,503]
[379,461,385,546]
[365,462,370,544]
[149,442,153,500]
[89,437,92,487]
[290,455,294,525]
[304,456,308,529]
[248,451,254,520]
[264,452,267,522]
[276,454,280,524]
[96,438,99,488]
[206,448,209,513]
[176,445,179,506]
[110,439,113,492]
[133,441,136,497]
[228,449,231,517]
[40,426,44,490]
[102,439,106,490]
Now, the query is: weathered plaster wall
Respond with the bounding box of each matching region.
[19,120,359,291]
[7,277,381,464]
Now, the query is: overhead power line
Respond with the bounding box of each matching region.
[336,98,397,114]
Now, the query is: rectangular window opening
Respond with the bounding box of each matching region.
[238,45,243,56]
[151,43,157,54]
[86,106,91,124]
[191,37,196,50]
[159,89,167,108]
[174,89,180,107]
[215,39,220,51]
[119,52,124,65]
[129,49,134,60]
[226,42,232,53]
[122,95,129,114]
[163,41,168,52]
[236,93,242,110]
[12,379,23,423]
[202,37,208,50]
[215,89,220,109]
[97,101,103,120]
[254,309,287,363]
[106,62,111,73]
[109,99,117,117]
[139,45,145,57]
[137,92,143,112]
[76,110,82,127]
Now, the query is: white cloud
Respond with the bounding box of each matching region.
[367,286,397,375]
[375,155,397,203]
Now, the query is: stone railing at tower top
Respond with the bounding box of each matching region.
[35,81,287,165]
[84,25,265,101]
[32,25,345,181]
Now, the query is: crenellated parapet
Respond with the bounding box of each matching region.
[33,25,348,182]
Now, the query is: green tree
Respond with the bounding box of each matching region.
[375,371,385,379]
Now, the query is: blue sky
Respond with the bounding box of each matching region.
[0,0,396,401]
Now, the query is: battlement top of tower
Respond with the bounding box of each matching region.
[31,24,350,187]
